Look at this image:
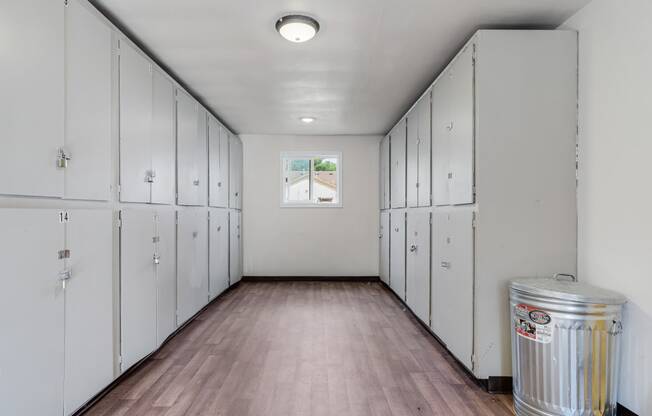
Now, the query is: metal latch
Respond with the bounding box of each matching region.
[217,181,222,187]
[57,148,71,169]
[153,254,160,265]
[58,249,71,260]
[193,179,200,186]
[192,231,198,238]
[446,121,454,131]
[217,226,221,231]
[447,172,453,179]
[409,244,417,252]
[440,261,451,269]
[152,236,160,243]
[145,170,156,183]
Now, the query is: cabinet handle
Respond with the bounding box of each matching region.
[394,227,399,232]
[153,254,161,265]
[193,179,200,186]
[56,148,71,169]
[379,234,383,239]
[145,170,156,183]
[440,261,451,269]
[409,244,417,252]
[446,122,454,131]
[217,181,222,187]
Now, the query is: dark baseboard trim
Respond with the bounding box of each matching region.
[73,282,241,415]
[242,276,380,282]
[618,404,639,416]
[485,376,513,394]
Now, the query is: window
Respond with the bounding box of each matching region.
[281,152,341,207]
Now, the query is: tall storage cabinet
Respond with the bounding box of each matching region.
[177,92,208,207]
[379,135,391,209]
[406,209,431,324]
[390,121,407,208]
[229,135,243,210]
[209,117,230,208]
[229,210,242,284]
[209,209,230,298]
[382,30,578,386]
[177,209,209,325]
[379,211,390,285]
[406,94,431,208]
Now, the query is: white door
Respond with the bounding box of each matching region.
[64,209,113,415]
[379,211,390,285]
[406,210,431,324]
[209,209,230,298]
[432,208,474,370]
[155,210,177,345]
[229,210,242,284]
[196,109,209,206]
[177,91,201,206]
[120,209,157,370]
[177,209,209,325]
[432,75,451,206]
[379,136,391,209]
[0,209,64,415]
[119,41,152,203]
[151,69,176,205]
[64,0,112,201]
[390,120,407,208]
[229,135,243,209]
[209,118,229,207]
[0,1,64,198]
[417,93,432,207]
[389,210,406,299]
[406,109,419,208]
[383,137,391,209]
[448,46,475,205]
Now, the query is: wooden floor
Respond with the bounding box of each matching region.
[87,282,514,416]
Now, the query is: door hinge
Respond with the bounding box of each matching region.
[58,249,71,259]
[472,213,477,229]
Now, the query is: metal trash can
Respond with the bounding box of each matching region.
[509,274,626,416]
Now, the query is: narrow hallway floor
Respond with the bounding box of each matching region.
[87,281,514,415]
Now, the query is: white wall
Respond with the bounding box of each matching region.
[241,134,381,277]
[561,1,652,413]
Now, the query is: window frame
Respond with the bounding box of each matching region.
[280,151,342,208]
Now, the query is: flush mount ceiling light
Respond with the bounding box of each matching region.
[276,15,320,43]
[300,117,316,124]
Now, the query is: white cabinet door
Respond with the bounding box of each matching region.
[432,76,451,206]
[151,70,176,205]
[64,0,112,201]
[120,209,157,370]
[209,208,230,298]
[177,92,204,206]
[0,210,64,415]
[448,46,475,205]
[417,93,432,207]
[0,1,64,198]
[119,42,152,203]
[64,209,113,415]
[229,210,242,284]
[156,210,177,345]
[406,210,431,324]
[390,120,407,208]
[209,118,229,207]
[229,135,243,209]
[380,136,391,209]
[432,208,474,370]
[379,211,390,285]
[177,209,209,324]
[197,109,209,206]
[389,210,406,299]
[406,109,419,208]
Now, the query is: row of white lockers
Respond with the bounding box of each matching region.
[378,30,579,387]
[0,207,241,415]
[1,0,242,209]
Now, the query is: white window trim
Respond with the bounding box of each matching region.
[280,151,342,208]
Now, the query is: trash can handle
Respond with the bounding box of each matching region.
[553,273,577,282]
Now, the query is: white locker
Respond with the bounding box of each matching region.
[379,211,390,285]
[380,135,391,209]
[405,209,431,324]
[151,70,176,205]
[389,209,406,299]
[390,120,407,208]
[447,46,475,205]
[64,209,113,415]
[406,109,419,208]
[432,72,451,206]
[0,210,64,415]
[209,209,230,298]
[177,91,208,206]
[177,209,209,324]
[0,1,64,198]
[229,210,242,284]
[64,0,112,201]
[431,208,474,370]
[155,210,177,345]
[120,209,157,370]
[119,41,153,203]
[417,93,432,207]
[229,135,243,209]
[209,118,230,208]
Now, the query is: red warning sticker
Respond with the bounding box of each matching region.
[514,303,552,344]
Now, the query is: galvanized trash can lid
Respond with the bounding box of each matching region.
[510,274,627,305]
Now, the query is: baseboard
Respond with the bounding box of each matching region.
[618,404,639,416]
[241,275,380,282]
[485,376,513,393]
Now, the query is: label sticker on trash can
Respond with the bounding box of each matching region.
[514,303,552,343]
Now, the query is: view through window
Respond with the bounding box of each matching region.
[281,152,341,206]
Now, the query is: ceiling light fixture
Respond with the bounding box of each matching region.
[300,117,316,124]
[276,15,320,43]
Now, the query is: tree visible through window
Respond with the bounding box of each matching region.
[281,153,341,206]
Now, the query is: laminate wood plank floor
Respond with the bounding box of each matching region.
[86,282,514,416]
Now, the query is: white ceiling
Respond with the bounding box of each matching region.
[92,0,590,135]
